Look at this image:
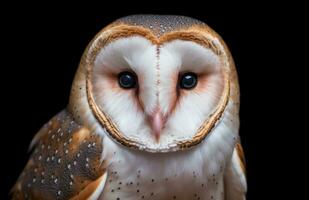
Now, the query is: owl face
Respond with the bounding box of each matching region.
[78,16,233,152]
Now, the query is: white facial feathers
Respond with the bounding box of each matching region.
[93,37,157,141]
[159,40,224,141]
[91,36,224,148]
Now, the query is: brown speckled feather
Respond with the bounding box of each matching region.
[11,110,105,200]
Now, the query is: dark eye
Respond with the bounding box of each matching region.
[118,71,137,89]
[179,72,198,89]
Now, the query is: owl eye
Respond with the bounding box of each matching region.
[179,72,198,89]
[118,71,137,89]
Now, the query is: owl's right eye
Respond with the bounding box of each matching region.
[118,71,137,89]
[179,72,198,89]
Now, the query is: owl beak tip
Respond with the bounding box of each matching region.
[148,110,166,141]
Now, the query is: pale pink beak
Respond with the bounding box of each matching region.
[148,110,166,141]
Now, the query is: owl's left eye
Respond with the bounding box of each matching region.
[118,71,137,89]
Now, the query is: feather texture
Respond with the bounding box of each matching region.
[11,110,105,200]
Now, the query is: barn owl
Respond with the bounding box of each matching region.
[12,15,246,200]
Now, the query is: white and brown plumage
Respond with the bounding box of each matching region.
[12,15,246,200]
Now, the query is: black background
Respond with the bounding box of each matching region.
[1,2,302,200]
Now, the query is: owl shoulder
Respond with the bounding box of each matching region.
[224,142,247,200]
[11,109,106,200]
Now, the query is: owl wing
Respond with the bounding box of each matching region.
[11,109,107,200]
[224,143,247,200]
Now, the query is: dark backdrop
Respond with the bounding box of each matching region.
[1,2,301,200]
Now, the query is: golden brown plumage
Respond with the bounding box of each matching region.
[11,110,105,199]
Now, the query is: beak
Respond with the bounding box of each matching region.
[148,109,166,141]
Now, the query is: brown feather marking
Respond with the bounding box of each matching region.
[236,143,246,174]
[11,110,106,200]
[69,173,106,200]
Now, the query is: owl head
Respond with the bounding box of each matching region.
[68,15,239,153]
